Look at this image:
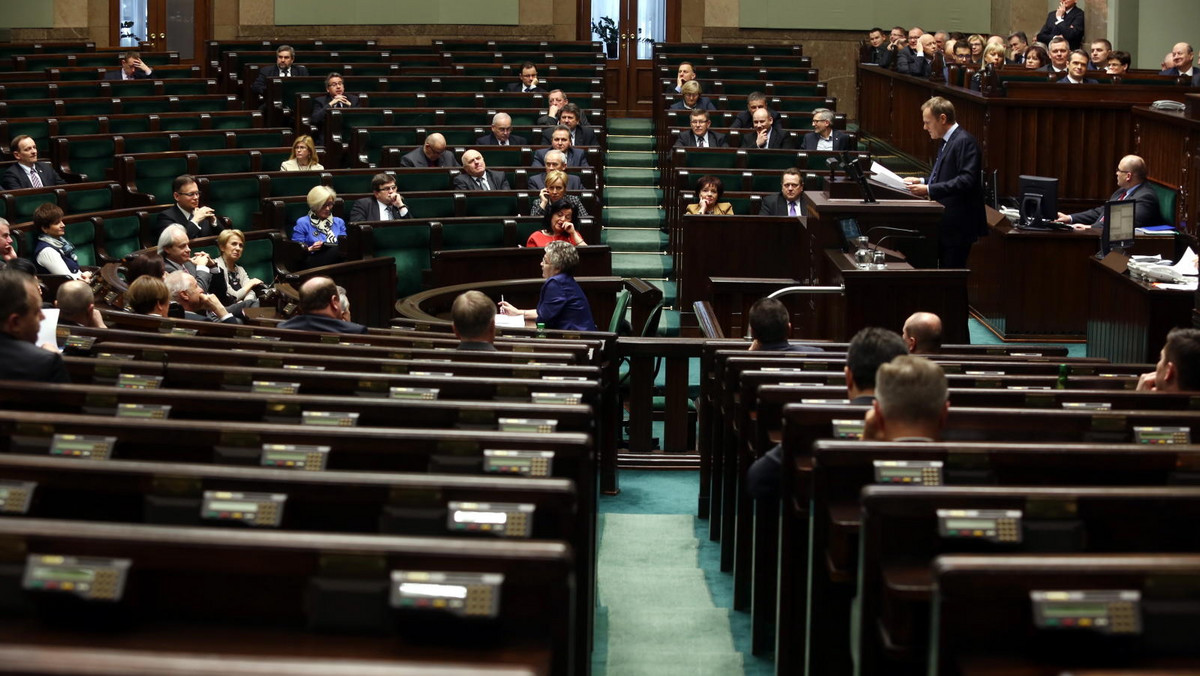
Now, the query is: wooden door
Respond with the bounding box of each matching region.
[580,0,680,117]
[111,0,210,62]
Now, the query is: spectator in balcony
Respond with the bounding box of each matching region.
[528,150,583,191]
[1047,36,1071,73]
[526,196,587,247]
[534,126,589,168]
[278,276,367,334]
[1089,39,1113,70]
[1036,0,1084,50]
[801,108,851,151]
[498,241,597,331]
[669,80,716,111]
[1007,31,1029,64]
[532,170,589,219]
[1106,51,1131,75]
[453,150,511,191]
[1024,45,1050,71]
[1,136,64,191]
[0,269,69,383]
[399,133,459,168]
[251,44,308,95]
[965,34,985,65]
[125,274,170,316]
[1160,42,1200,85]
[506,62,546,93]
[675,109,727,148]
[293,185,345,269]
[899,34,938,77]
[104,50,153,80]
[32,204,90,281]
[309,72,359,143]
[541,103,597,146]
[476,112,528,146]
[280,135,323,171]
[686,175,733,215]
[970,43,1008,90]
[865,27,893,67]
[742,107,793,149]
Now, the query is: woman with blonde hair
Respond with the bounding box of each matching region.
[532,169,590,218]
[281,135,323,171]
[293,185,344,268]
[215,228,265,308]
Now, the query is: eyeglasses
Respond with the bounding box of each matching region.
[376,185,398,192]
[177,191,200,197]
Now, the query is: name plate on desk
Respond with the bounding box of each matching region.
[390,570,503,618]
[873,460,942,485]
[390,387,439,400]
[251,381,300,395]
[23,554,130,602]
[0,480,35,514]
[50,434,115,460]
[531,391,581,405]
[483,449,554,477]
[1062,401,1112,411]
[937,509,1022,543]
[831,419,864,439]
[117,374,162,390]
[447,501,534,538]
[498,418,558,434]
[1031,590,1141,634]
[261,444,329,471]
[115,403,171,419]
[1133,426,1190,444]
[201,490,286,527]
[301,411,359,427]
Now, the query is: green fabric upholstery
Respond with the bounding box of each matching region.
[196,153,253,176]
[1148,182,1177,225]
[205,177,262,231]
[371,223,431,297]
[122,135,173,154]
[268,174,324,198]
[61,139,115,181]
[133,156,189,200]
[64,221,98,267]
[405,195,457,219]
[99,214,143,261]
[440,221,505,250]
[65,186,115,214]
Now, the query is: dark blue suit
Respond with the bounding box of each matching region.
[926,125,987,268]
[1036,6,1085,49]
[104,68,153,80]
[537,273,596,332]
[800,130,851,151]
[1068,183,1166,229]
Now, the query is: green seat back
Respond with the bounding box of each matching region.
[162,81,210,96]
[746,151,803,170]
[180,98,228,113]
[360,129,417,166]
[463,194,516,217]
[345,63,395,76]
[683,170,744,191]
[444,110,483,126]
[234,130,290,149]
[64,221,98,267]
[123,135,173,154]
[65,186,115,214]
[725,196,753,215]
[56,69,100,81]
[391,111,436,126]
[384,80,428,92]
[109,81,156,97]
[210,114,256,129]
[750,173,781,192]
[719,82,763,97]
[782,99,830,114]
[118,100,171,115]
[239,237,275,282]
[177,132,227,151]
[4,86,52,100]
[441,129,477,145]
[1148,182,1176,225]
[404,195,456,219]
[399,172,453,192]
[196,153,253,175]
[279,201,313,232]
[72,54,112,68]
[481,147,526,167]
[419,94,470,108]
[106,117,152,135]
[685,149,739,169]
[205,177,261,231]
[99,214,143,260]
[158,115,204,131]
[515,220,542,244]
[260,149,291,170]
[11,191,55,220]
[507,112,539,126]
[55,83,105,98]
[134,157,189,200]
[440,221,505,250]
[11,102,56,118]
[327,173,372,196]
[371,223,430,297]
[268,174,322,198]
[9,121,50,156]
[607,289,632,333]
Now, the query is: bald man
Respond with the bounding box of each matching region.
[1054,155,1166,230]
[476,112,527,146]
[1160,42,1200,85]
[901,312,943,354]
[278,276,367,334]
[55,280,106,328]
[399,133,460,168]
[452,150,510,191]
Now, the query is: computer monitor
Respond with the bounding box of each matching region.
[1018,175,1058,226]
[837,217,862,251]
[1101,199,1136,256]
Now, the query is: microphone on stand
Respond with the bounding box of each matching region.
[871,229,927,266]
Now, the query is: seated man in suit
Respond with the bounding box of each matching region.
[452,290,497,351]
[533,126,589,168]
[1058,50,1100,83]
[476,112,527,146]
[863,355,949,442]
[55,280,106,329]
[742,107,793,149]
[454,150,511,191]
[399,133,459,168]
[1054,155,1164,229]
[528,150,583,191]
[541,104,596,146]
[729,91,782,131]
[1007,31,1029,64]
[251,44,308,95]
[0,269,69,383]
[506,61,546,93]
[158,223,226,300]
[535,89,591,128]
[165,270,240,324]
[349,173,411,223]
[1160,42,1200,85]
[309,72,359,143]
[1,136,65,190]
[278,276,368,334]
[802,108,851,151]
[666,61,697,93]
[758,167,805,217]
[1047,36,1071,73]
[901,311,943,354]
[865,28,894,67]
[104,50,154,80]
[1088,39,1112,70]
[1138,328,1200,392]
[155,174,219,239]
[898,33,937,77]
[674,109,726,148]
[747,297,822,352]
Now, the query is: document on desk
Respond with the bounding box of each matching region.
[870,161,911,192]
[1171,246,1198,276]
[37,308,59,350]
[495,313,526,328]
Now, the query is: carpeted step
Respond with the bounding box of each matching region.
[659,308,681,337]
[606,150,658,168]
[607,119,656,134]
[602,228,668,252]
[607,135,657,152]
[613,252,673,278]
[653,280,677,306]
[604,186,664,206]
[606,167,660,186]
[603,207,664,228]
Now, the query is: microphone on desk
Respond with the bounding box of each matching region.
[830,152,877,203]
[872,230,927,265]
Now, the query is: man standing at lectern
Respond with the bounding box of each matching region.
[903,97,986,268]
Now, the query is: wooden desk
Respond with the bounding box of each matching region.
[968,220,1175,340]
[803,188,945,274]
[827,250,969,343]
[677,215,803,307]
[1087,257,1194,363]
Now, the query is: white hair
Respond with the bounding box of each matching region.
[157,224,188,254]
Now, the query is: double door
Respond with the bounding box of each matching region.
[111,0,209,62]
[581,0,680,116]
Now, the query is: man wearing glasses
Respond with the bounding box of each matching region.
[349,173,411,223]
[155,174,219,239]
[1053,155,1164,230]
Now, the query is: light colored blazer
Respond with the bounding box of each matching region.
[686,202,734,215]
[280,159,324,172]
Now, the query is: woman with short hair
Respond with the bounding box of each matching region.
[126,275,170,316]
[527,195,586,248]
[686,175,733,215]
[293,185,344,268]
[215,229,265,308]
[32,203,90,281]
[497,240,597,331]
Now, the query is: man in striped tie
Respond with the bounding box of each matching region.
[1,136,64,191]
[1054,155,1165,229]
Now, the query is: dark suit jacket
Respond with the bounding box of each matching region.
[542,125,597,147]
[505,82,547,93]
[475,133,528,146]
[156,205,218,240]
[452,170,511,191]
[0,334,69,383]
[278,313,368,334]
[741,129,793,149]
[349,196,411,223]
[669,98,717,111]
[528,173,583,192]
[183,309,241,324]
[1057,77,1099,84]
[164,256,224,298]
[730,108,782,130]
[1069,183,1165,228]
[1159,67,1200,86]
[674,130,728,148]
[309,92,361,129]
[865,46,893,67]
[800,130,851,151]
[399,147,459,168]
[104,68,153,81]
[251,63,310,94]
[1036,6,1085,49]
[759,193,806,217]
[927,126,987,247]
[899,52,933,77]
[1,162,64,191]
[533,148,588,168]
[457,341,497,351]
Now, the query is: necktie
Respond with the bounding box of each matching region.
[930,140,946,184]
[698,136,706,148]
[476,176,488,191]
[387,205,400,220]
[788,201,797,217]
[282,69,289,77]
[29,168,42,188]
